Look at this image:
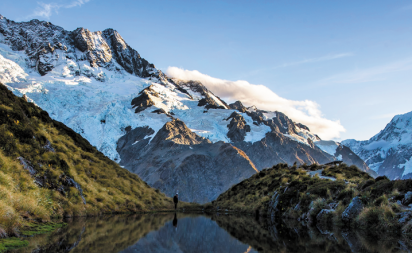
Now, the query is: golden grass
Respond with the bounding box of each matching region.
[0,83,182,238]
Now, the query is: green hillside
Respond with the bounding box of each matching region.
[210,163,412,233]
[0,83,176,239]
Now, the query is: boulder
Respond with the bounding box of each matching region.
[342,196,364,223]
[402,191,412,206]
[267,191,280,222]
[316,209,334,225]
[398,212,412,226]
[325,202,338,210]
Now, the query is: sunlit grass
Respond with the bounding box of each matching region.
[0,83,177,239]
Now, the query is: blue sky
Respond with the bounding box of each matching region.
[1,0,412,140]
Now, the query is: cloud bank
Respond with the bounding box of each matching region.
[167,67,345,139]
[29,0,91,19]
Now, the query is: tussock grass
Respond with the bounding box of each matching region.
[356,205,398,231]
[211,161,412,234]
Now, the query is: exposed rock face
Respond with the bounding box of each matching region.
[226,112,251,142]
[131,86,159,113]
[117,119,257,203]
[402,191,412,206]
[228,101,247,113]
[315,140,375,177]
[17,156,85,203]
[342,197,364,223]
[334,144,377,177]
[233,132,333,170]
[343,111,412,179]
[0,15,164,80]
[267,191,280,222]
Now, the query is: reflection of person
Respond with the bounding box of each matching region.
[173,193,179,210]
[173,212,178,229]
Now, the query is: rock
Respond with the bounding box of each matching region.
[131,86,159,113]
[316,209,334,225]
[228,101,247,113]
[402,191,412,205]
[43,139,55,153]
[267,191,280,222]
[325,202,338,210]
[226,112,251,142]
[298,212,307,222]
[398,212,412,226]
[62,176,86,205]
[342,197,364,223]
[293,202,301,211]
[197,94,225,109]
[17,157,37,176]
[341,229,364,253]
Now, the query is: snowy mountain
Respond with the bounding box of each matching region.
[0,15,373,203]
[343,111,412,180]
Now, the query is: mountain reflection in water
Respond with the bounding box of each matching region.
[8,213,412,253]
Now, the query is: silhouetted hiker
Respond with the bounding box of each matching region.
[173,193,179,210]
[173,213,178,227]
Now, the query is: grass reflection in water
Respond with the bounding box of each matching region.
[8,213,412,253]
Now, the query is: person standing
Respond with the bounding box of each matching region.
[173,193,179,210]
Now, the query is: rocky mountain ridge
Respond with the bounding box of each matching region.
[343,111,412,179]
[0,15,373,203]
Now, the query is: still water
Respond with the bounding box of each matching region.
[8,213,412,253]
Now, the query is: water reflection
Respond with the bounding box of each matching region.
[120,213,255,253]
[8,213,412,253]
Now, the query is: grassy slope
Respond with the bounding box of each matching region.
[0,83,183,238]
[211,163,412,233]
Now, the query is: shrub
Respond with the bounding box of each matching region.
[356,205,397,231]
[308,198,326,221]
[374,195,389,206]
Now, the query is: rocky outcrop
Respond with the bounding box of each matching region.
[131,86,159,113]
[226,112,250,142]
[342,197,364,223]
[197,94,225,110]
[267,191,280,222]
[402,191,412,206]
[17,156,85,203]
[228,101,247,113]
[316,209,334,225]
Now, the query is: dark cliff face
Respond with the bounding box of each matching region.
[233,132,333,170]
[334,145,377,177]
[225,112,251,142]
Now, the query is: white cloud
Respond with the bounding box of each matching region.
[28,0,91,19]
[166,67,346,140]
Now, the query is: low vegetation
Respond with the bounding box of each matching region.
[210,162,412,234]
[0,84,180,244]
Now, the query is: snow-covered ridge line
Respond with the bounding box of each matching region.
[343,111,412,178]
